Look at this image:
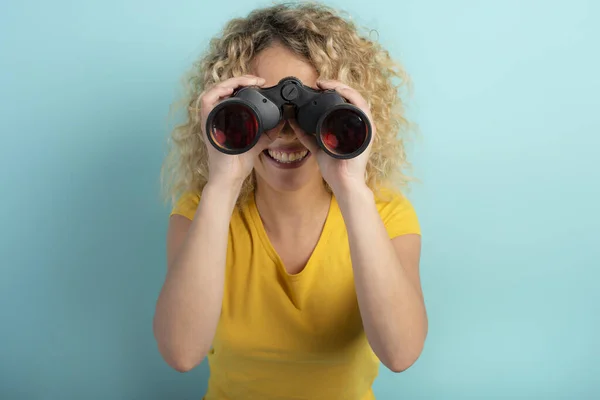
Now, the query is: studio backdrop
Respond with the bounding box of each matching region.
[1,0,598,399]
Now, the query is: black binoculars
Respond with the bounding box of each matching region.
[205,77,372,159]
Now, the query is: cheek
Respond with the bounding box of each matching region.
[305,155,320,170]
[254,152,265,171]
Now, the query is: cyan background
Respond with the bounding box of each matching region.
[1,0,598,399]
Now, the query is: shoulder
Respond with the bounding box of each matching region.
[170,192,201,220]
[373,187,421,238]
[169,191,248,223]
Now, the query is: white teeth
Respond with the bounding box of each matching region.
[267,149,308,163]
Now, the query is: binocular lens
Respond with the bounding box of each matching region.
[209,103,259,151]
[319,109,369,156]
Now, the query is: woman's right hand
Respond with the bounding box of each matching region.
[195,75,272,188]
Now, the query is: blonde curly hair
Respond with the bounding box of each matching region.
[162,1,414,207]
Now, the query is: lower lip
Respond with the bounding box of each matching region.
[262,150,311,169]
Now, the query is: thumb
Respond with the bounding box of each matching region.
[289,119,319,154]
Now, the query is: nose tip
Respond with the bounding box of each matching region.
[276,121,295,138]
[278,105,297,137]
[282,104,296,120]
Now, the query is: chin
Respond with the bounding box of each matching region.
[267,174,316,192]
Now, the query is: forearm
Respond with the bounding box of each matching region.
[154,182,239,371]
[336,184,427,372]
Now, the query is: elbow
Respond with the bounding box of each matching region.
[385,355,419,373]
[169,358,199,373]
[386,317,429,373]
[383,340,426,373]
[158,346,207,373]
[153,323,207,373]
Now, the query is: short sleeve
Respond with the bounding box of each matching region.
[170,192,201,220]
[376,190,421,238]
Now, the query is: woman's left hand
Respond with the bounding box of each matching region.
[291,79,375,195]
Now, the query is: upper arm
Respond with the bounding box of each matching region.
[166,215,193,270]
[167,192,200,270]
[391,234,423,299]
[378,190,422,297]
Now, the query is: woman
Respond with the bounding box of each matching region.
[154,3,427,399]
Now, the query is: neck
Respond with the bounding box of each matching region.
[254,175,331,237]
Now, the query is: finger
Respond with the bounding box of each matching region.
[194,75,266,124]
[289,119,319,154]
[316,79,348,90]
[316,79,369,110]
[200,75,265,108]
[215,75,266,91]
[197,85,235,110]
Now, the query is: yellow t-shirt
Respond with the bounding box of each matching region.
[171,188,420,400]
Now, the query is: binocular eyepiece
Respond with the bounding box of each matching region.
[205,77,372,159]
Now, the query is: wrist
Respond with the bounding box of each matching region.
[202,180,242,212]
[205,177,244,196]
[333,181,374,210]
[331,178,370,199]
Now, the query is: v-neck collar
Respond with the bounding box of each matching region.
[247,191,338,281]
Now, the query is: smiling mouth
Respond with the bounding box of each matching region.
[263,149,310,164]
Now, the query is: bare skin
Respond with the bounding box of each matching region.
[153,42,427,373]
